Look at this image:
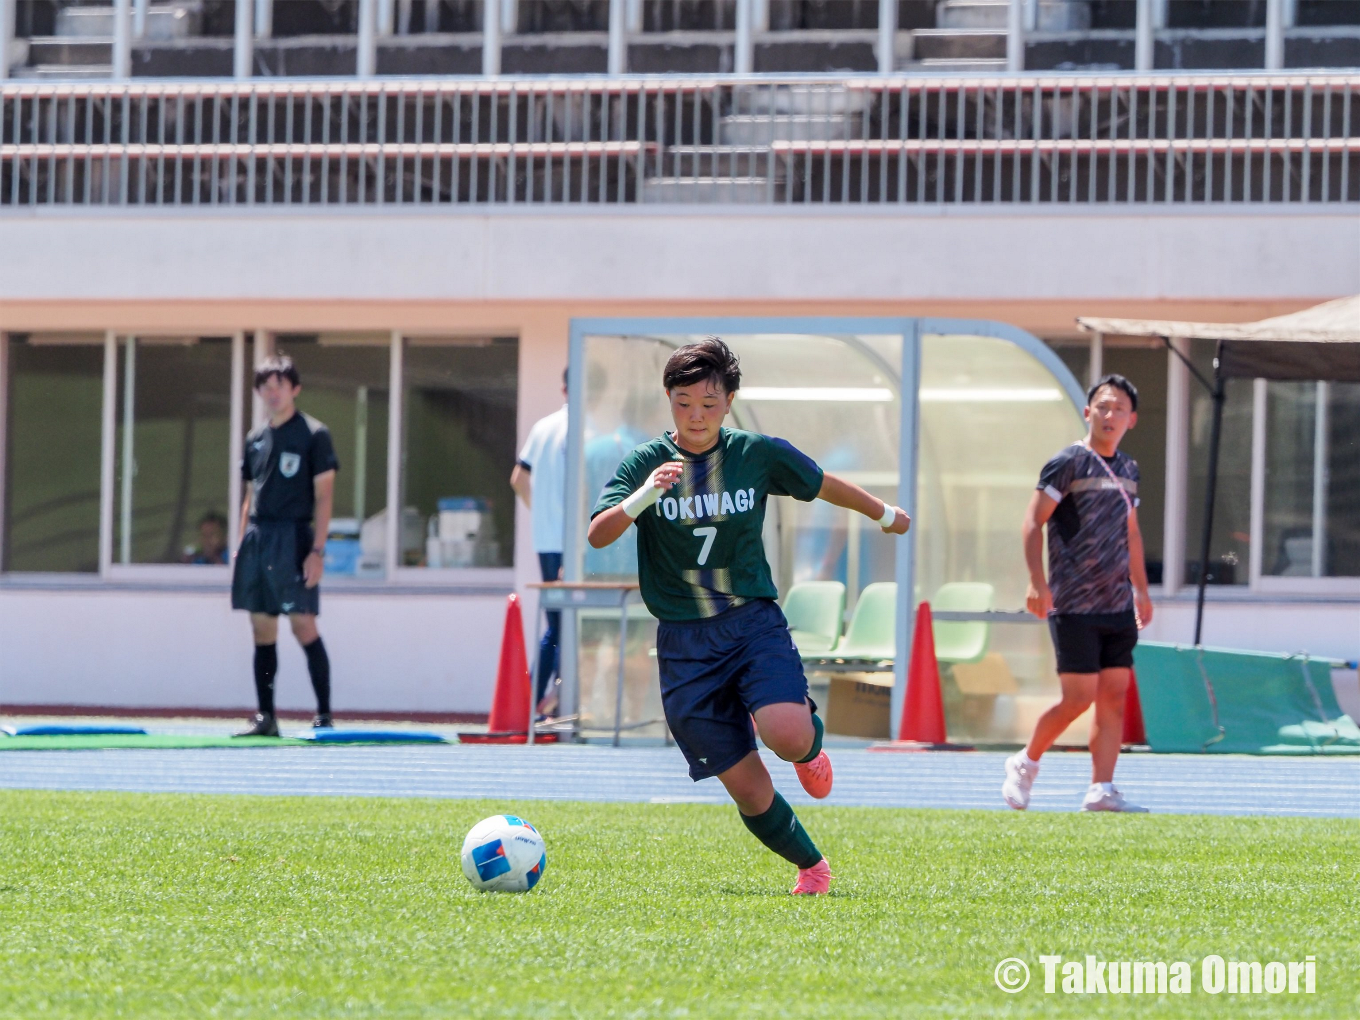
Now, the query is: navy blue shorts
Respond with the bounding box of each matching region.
[656,598,811,782]
[231,521,320,617]
[1048,610,1138,674]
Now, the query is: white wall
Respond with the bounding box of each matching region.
[1145,598,1360,664]
[1,207,1355,303]
[0,587,506,713]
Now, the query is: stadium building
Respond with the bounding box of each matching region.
[1,0,1357,740]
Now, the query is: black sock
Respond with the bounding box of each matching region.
[796,712,825,764]
[739,792,822,870]
[253,644,277,717]
[303,637,331,716]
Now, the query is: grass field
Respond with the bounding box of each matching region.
[0,790,1356,1019]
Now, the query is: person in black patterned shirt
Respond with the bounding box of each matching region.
[1002,375,1154,814]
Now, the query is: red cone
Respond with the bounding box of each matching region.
[1122,667,1147,745]
[459,593,556,745]
[899,601,947,744]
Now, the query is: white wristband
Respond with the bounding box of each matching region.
[621,483,662,519]
[877,503,898,528]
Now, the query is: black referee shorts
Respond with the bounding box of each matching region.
[231,520,320,617]
[1048,611,1137,675]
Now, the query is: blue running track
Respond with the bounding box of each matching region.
[0,745,1356,817]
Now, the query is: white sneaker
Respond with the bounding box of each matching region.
[1001,753,1038,810]
[1081,786,1149,813]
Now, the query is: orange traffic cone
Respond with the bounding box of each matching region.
[899,602,947,744]
[459,594,556,745]
[1122,668,1147,746]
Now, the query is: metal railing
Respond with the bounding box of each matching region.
[2,73,1356,207]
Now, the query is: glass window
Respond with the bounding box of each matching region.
[1045,339,1091,394]
[400,337,518,569]
[1102,343,1168,585]
[114,337,235,565]
[279,335,390,579]
[3,335,105,572]
[1184,340,1252,586]
[1263,381,1360,578]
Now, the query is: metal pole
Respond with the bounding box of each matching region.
[134,0,148,38]
[357,0,377,76]
[1088,331,1103,389]
[377,0,395,35]
[752,0,768,32]
[384,331,403,578]
[233,0,253,79]
[1265,0,1285,70]
[119,337,135,565]
[255,0,273,38]
[112,0,131,79]
[99,332,118,579]
[0,0,11,82]
[228,332,245,558]
[501,0,516,34]
[734,0,753,74]
[481,0,500,76]
[890,320,921,740]
[1006,0,1024,72]
[1193,355,1225,647]
[1312,380,1329,577]
[626,0,643,32]
[612,594,628,747]
[607,0,626,76]
[354,385,368,527]
[877,0,896,74]
[1135,0,1154,71]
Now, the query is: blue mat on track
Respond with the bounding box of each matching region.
[304,729,448,744]
[4,725,148,737]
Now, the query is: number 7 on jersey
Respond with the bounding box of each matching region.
[693,526,717,566]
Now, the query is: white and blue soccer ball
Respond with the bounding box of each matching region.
[461,814,547,892]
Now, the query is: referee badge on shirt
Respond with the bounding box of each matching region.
[279,452,301,478]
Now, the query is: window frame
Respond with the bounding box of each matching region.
[0,329,516,589]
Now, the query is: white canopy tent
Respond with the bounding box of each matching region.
[1077,296,1360,644]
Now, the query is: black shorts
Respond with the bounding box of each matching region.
[656,598,812,782]
[231,521,320,617]
[1048,610,1137,675]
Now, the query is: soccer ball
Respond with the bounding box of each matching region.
[461,814,547,892]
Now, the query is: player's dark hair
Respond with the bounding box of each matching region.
[254,354,301,390]
[198,510,228,528]
[1087,373,1138,413]
[663,336,741,394]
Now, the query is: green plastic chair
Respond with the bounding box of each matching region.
[782,581,846,657]
[832,582,897,661]
[931,581,994,665]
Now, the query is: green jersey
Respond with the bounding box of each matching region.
[592,428,824,621]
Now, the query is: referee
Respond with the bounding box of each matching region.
[232,355,340,737]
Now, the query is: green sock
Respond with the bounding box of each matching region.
[795,712,824,764]
[739,792,822,869]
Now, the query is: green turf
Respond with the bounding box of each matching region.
[0,791,1355,1019]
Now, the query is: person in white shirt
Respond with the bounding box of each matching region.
[510,371,569,717]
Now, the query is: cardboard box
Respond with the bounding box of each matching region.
[824,674,893,739]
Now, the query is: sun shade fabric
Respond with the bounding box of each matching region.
[1132,641,1360,755]
[1077,296,1360,382]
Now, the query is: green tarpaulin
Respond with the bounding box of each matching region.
[1134,642,1360,755]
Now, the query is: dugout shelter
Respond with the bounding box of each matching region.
[554,316,1088,743]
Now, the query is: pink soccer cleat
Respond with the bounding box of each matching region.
[794,750,834,799]
[791,858,833,895]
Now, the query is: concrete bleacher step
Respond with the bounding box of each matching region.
[25,37,114,66]
[641,177,771,203]
[731,84,870,117]
[911,28,1008,61]
[720,113,860,145]
[911,57,1009,72]
[935,0,1090,31]
[56,3,201,40]
[13,63,115,78]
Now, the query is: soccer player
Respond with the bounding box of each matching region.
[232,355,340,737]
[588,337,909,894]
[1002,374,1154,813]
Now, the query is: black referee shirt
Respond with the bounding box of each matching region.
[242,412,340,522]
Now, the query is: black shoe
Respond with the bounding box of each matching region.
[312,713,333,730]
[234,713,279,738]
